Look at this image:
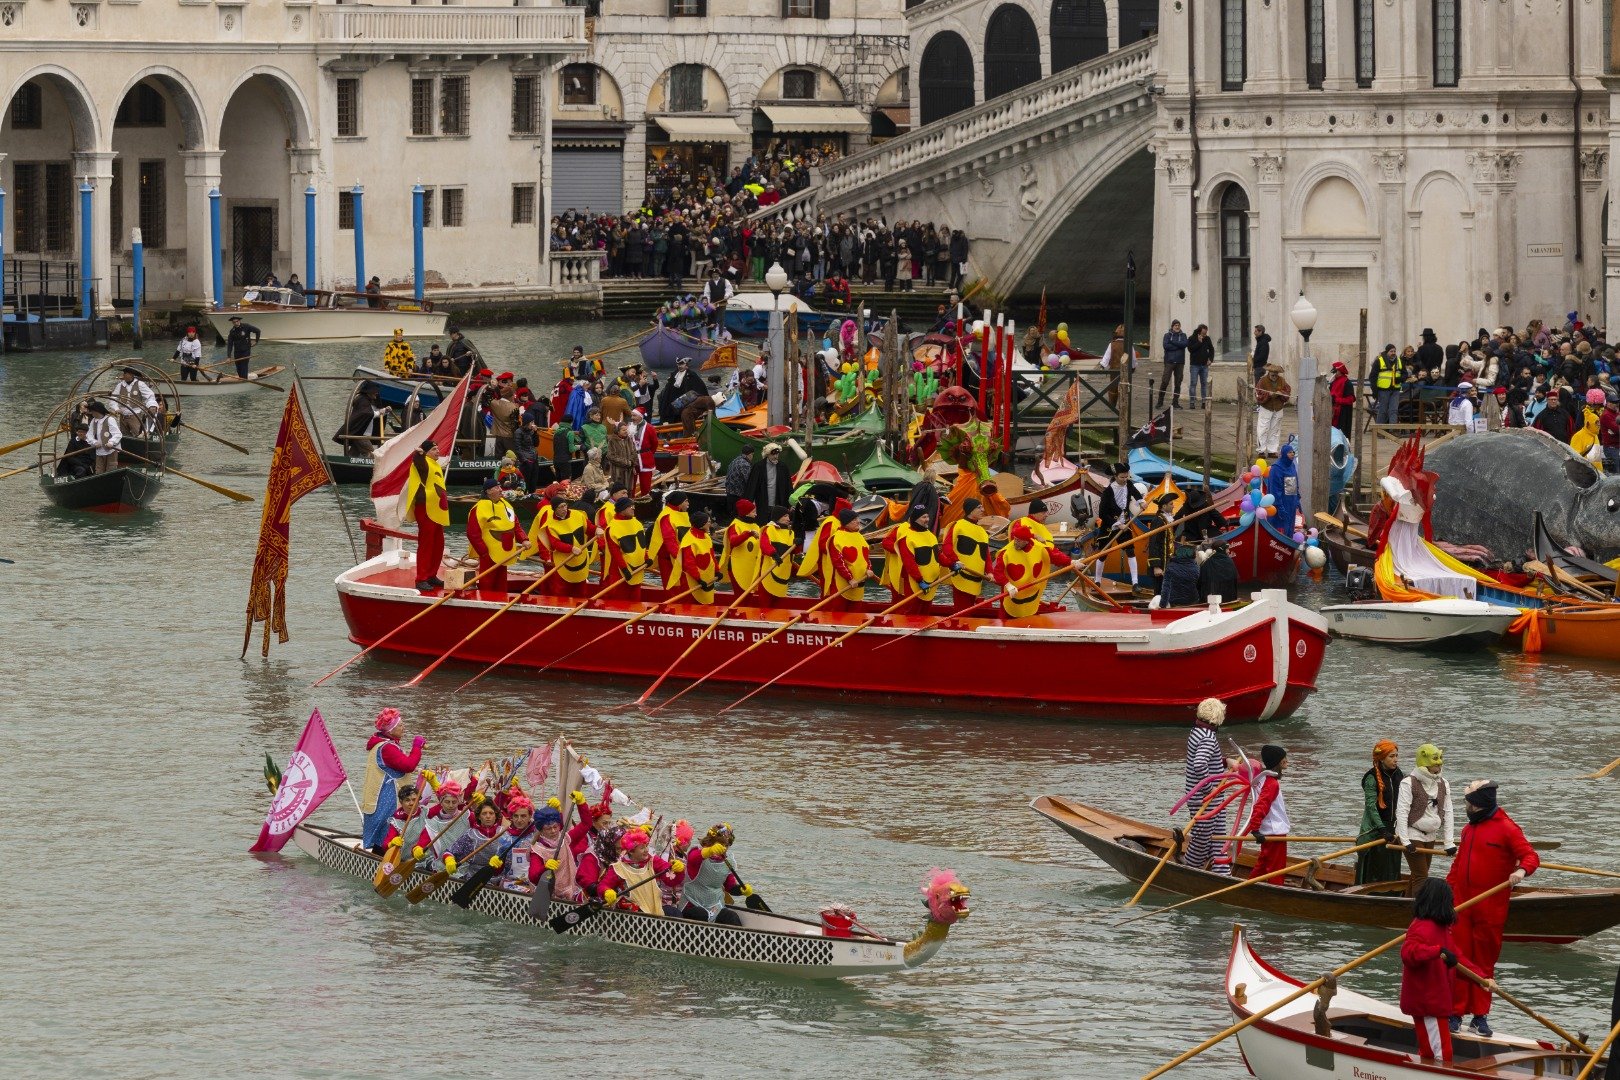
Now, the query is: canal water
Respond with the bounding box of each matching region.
[3,323,1618,1078]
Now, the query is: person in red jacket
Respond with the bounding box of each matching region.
[1447,780,1538,1036]
[1329,360,1356,439]
[1242,744,1291,881]
[1402,879,1489,1062]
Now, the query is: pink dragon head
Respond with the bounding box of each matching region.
[922,869,971,924]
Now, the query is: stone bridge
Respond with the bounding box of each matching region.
[818,36,1157,305]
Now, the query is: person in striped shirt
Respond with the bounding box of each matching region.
[1182,698,1234,875]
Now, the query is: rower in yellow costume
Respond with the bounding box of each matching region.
[881,506,944,611]
[761,506,797,600]
[823,509,872,610]
[677,511,720,605]
[721,499,766,593]
[1010,498,1056,550]
[466,476,526,595]
[401,439,450,593]
[543,496,594,597]
[648,490,691,588]
[593,486,630,576]
[602,497,649,599]
[990,521,1071,619]
[527,500,555,568]
[797,496,850,593]
[940,498,990,612]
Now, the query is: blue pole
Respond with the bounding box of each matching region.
[209,187,223,311]
[412,183,424,304]
[131,227,144,349]
[352,183,365,295]
[1,183,7,356]
[79,177,93,320]
[304,184,317,307]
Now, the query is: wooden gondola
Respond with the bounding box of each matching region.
[167,365,288,397]
[36,360,176,512]
[1031,795,1620,943]
[119,411,182,466]
[698,412,877,473]
[40,464,163,511]
[292,824,967,980]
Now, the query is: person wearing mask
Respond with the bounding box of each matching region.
[1187,324,1215,409]
[1157,320,1188,410]
[1395,743,1454,896]
[1447,780,1538,1037]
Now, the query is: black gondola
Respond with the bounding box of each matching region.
[39,464,164,512]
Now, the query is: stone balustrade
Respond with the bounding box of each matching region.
[548,250,601,292]
[316,5,586,52]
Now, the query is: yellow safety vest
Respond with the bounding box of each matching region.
[1374,354,1401,390]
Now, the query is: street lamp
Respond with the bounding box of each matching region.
[1290,293,1320,522]
[765,262,789,426]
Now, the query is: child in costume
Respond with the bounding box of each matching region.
[1242,744,1291,880]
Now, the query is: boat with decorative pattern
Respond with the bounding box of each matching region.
[291,824,967,979]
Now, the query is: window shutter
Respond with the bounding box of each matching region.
[696,0,707,16]
[815,0,829,19]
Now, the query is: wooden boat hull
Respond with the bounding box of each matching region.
[1219,513,1303,588]
[39,466,162,511]
[1319,599,1517,649]
[352,365,447,410]
[168,365,288,397]
[322,453,506,486]
[1031,795,1619,943]
[118,426,181,466]
[291,824,938,979]
[699,413,876,473]
[1227,926,1598,1079]
[334,553,1327,722]
[1506,603,1620,662]
[639,326,717,371]
[203,308,446,342]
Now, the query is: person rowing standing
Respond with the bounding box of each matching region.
[225,315,261,379]
[1447,780,1538,1037]
[174,327,204,383]
[1241,744,1291,882]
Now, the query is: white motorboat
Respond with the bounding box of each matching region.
[203,289,448,342]
[1319,597,1518,649]
[1225,925,1592,1079]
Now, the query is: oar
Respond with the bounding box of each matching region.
[873,561,1081,651]
[1535,860,1620,881]
[1124,832,1181,908]
[375,801,470,898]
[1576,1017,1620,1080]
[635,559,778,706]
[120,448,254,502]
[1139,879,1516,1079]
[638,589,848,716]
[724,854,771,913]
[549,862,669,934]
[711,574,956,716]
[0,446,93,480]
[1579,753,1620,780]
[406,821,506,904]
[175,418,250,455]
[1116,838,1387,928]
[0,427,65,460]
[1526,559,1608,602]
[1314,510,1369,540]
[402,564,564,687]
[1456,966,1590,1052]
[450,824,536,908]
[454,576,625,692]
[516,584,699,682]
[312,560,507,686]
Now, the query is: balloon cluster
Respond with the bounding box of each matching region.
[1237,458,1274,527]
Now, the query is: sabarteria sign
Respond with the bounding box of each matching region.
[1527,243,1564,257]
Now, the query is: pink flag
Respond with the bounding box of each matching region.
[369,372,473,525]
[250,709,349,852]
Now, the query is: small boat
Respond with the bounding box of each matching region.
[1030,796,1620,943]
[352,365,446,413]
[335,544,1328,722]
[1217,511,1303,588]
[291,824,966,979]
[203,290,447,342]
[1226,925,1598,1079]
[323,451,507,487]
[1319,598,1518,648]
[638,326,717,371]
[849,443,922,497]
[168,365,288,398]
[699,413,877,474]
[119,412,182,466]
[1315,510,1376,574]
[39,465,163,511]
[1128,445,1219,487]
[723,292,838,338]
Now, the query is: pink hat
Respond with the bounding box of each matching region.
[506,793,534,814]
[437,779,463,798]
[618,829,651,852]
[374,707,402,733]
[1587,388,1607,406]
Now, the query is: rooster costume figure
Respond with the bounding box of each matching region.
[1447,781,1537,1035]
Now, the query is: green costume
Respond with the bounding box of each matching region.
[1354,761,1406,884]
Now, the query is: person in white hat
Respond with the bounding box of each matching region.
[1446,382,1477,430]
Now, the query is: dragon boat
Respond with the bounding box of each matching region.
[1032,797,1620,943]
[334,542,1327,722]
[291,824,967,979]
[1224,926,1604,1079]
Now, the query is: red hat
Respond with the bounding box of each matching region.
[497,371,514,381]
[735,498,756,516]
[833,496,852,516]
[1010,520,1034,542]
[618,829,651,852]
[506,793,534,814]
[1331,360,1348,373]
[374,707,402,733]
[478,368,494,378]
[185,326,197,334]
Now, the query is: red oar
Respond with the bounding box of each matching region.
[634,557,779,707]
[403,564,564,687]
[313,559,507,687]
[641,589,849,715]
[712,575,954,716]
[453,575,625,693]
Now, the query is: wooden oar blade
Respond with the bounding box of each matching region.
[374,854,419,898]
[527,871,555,922]
[405,869,448,904]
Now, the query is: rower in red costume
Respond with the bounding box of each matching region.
[1241,744,1292,881]
[990,520,1070,618]
[567,787,622,899]
[629,408,658,496]
[648,490,691,588]
[1447,780,1538,1036]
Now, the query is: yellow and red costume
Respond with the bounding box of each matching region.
[678,524,719,605]
[648,498,691,587]
[940,507,990,611]
[545,502,594,597]
[721,500,766,593]
[467,487,526,594]
[402,448,450,588]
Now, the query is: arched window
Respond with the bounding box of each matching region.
[983,5,1041,101]
[1433,0,1459,87]
[1219,185,1251,353]
[1118,0,1159,45]
[918,32,974,125]
[1051,0,1107,72]
[1221,0,1246,91]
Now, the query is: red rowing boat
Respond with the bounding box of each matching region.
[334,552,1328,723]
[1218,512,1303,588]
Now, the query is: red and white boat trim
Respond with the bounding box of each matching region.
[334,551,1328,723]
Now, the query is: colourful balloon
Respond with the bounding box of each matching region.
[1260,494,1276,508]
[1240,496,1256,513]
[1292,530,1306,544]
[1240,511,1255,526]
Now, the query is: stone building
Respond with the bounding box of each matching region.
[0,2,587,309]
[548,0,910,215]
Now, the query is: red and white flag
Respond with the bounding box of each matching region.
[369,372,473,526]
[249,709,349,852]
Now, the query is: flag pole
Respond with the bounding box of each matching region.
[293,371,361,564]
[344,777,365,823]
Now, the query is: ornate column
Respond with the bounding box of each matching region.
[1580,147,1609,317]
[1149,140,1195,341]
[181,149,224,306]
[72,150,117,316]
[289,145,320,292]
[1251,151,1286,360]
[1371,149,1407,350]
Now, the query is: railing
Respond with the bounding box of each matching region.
[317,6,586,50]
[747,180,820,226]
[821,38,1158,203]
[549,250,601,291]
[2,257,99,319]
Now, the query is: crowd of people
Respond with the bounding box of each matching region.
[360,712,759,924]
[1181,704,1539,1058]
[546,144,967,294]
